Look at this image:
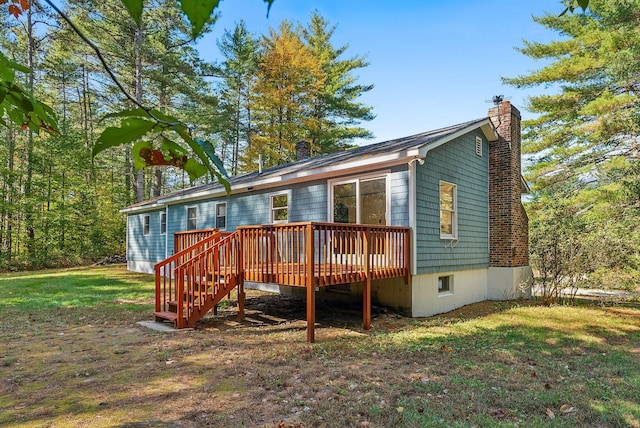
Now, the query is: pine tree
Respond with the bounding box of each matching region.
[215,21,259,175]
[299,11,374,153]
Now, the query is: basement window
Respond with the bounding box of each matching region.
[438,275,453,293]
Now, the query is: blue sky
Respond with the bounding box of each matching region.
[198,0,563,145]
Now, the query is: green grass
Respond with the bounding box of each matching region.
[0,265,154,310]
[0,266,639,427]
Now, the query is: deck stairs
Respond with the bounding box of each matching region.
[154,230,242,328]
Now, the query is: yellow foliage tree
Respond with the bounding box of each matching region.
[243,21,325,170]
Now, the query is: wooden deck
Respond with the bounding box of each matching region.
[156,222,411,342]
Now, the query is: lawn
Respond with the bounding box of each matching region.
[0,265,639,427]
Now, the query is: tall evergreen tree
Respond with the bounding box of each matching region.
[299,11,375,153]
[506,0,640,290]
[215,21,259,175]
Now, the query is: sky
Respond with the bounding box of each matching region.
[197,0,564,145]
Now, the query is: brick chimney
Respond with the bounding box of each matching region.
[488,101,529,267]
[296,140,311,161]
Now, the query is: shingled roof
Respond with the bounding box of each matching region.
[122,117,495,213]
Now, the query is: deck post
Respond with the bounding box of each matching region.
[363,227,371,330]
[306,224,316,343]
[237,233,245,322]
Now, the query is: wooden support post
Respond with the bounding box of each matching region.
[237,279,245,321]
[306,224,315,343]
[363,227,371,330]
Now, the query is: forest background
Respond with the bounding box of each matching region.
[0,0,638,295]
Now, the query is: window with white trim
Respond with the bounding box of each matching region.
[438,275,453,293]
[187,207,197,230]
[271,194,288,223]
[160,212,166,234]
[143,215,150,235]
[331,174,388,225]
[215,203,227,229]
[439,181,457,239]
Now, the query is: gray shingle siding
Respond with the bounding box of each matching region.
[415,130,489,273]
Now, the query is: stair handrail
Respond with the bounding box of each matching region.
[173,231,241,327]
[154,229,223,316]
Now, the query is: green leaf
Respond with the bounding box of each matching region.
[93,117,157,156]
[174,126,230,192]
[178,0,219,38]
[182,158,208,181]
[576,0,589,10]
[120,0,143,26]
[161,137,188,159]
[196,138,229,178]
[132,141,153,170]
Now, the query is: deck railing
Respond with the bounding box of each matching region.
[174,229,221,254]
[237,222,410,287]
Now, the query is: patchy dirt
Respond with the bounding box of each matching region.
[2,288,639,427]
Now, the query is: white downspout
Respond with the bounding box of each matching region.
[407,157,424,276]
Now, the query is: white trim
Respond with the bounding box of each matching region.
[475,136,483,157]
[328,171,391,225]
[439,180,458,240]
[164,206,169,259]
[270,192,289,224]
[408,160,418,276]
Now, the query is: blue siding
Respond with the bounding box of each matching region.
[127,210,167,262]
[128,169,410,261]
[390,165,409,226]
[415,130,489,273]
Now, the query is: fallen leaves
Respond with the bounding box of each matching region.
[546,404,577,420]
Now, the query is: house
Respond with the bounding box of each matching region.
[122,101,532,340]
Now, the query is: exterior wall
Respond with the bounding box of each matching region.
[128,167,410,266]
[488,266,533,300]
[411,268,488,317]
[415,130,489,274]
[126,209,167,268]
[164,180,328,255]
[390,166,410,226]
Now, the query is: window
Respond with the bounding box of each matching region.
[187,207,197,230]
[160,212,166,234]
[438,275,453,293]
[331,175,388,225]
[143,215,150,235]
[475,136,483,157]
[271,194,288,223]
[439,181,457,239]
[215,203,227,229]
